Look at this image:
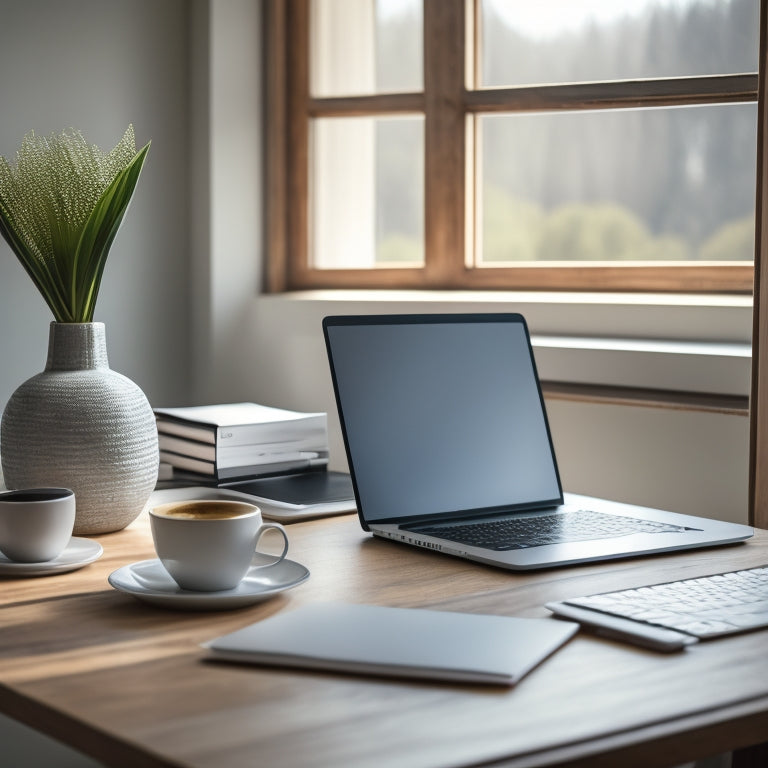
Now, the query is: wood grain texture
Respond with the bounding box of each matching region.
[464,73,758,113]
[263,0,289,293]
[279,261,754,293]
[307,92,425,117]
[0,510,766,768]
[750,0,768,530]
[285,0,312,289]
[423,0,467,285]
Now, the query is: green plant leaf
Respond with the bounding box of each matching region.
[0,196,71,320]
[0,126,149,322]
[71,141,150,321]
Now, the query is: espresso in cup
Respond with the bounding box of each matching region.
[157,503,247,520]
[0,488,76,562]
[150,499,289,591]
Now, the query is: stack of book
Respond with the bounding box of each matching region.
[155,402,329,484]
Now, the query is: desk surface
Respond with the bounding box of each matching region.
[0,510,766,768]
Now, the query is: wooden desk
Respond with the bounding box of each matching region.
[0,510,766,768]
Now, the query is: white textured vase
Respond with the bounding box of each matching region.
[0,322,159,534]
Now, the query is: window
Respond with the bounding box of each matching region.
[265,0,760,293]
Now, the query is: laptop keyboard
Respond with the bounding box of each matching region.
[404,509,697,551]
[563,566,768,639]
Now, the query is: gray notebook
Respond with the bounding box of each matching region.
[203,602,578,685]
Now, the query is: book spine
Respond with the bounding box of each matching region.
[216,443,326,469]
[159,451,329,482]
[156,417,217,445]
[159,451,215,475]
[158,432,328,470]
[156,415,328,450]
[157,434,216,462]
[215,456,328,481]
[215,416,327,448]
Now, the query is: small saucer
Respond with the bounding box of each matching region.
[108,557,310,610]
[0,537,103,577]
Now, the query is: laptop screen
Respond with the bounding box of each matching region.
[323,314,563,525]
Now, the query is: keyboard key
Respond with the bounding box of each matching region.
[668,619,738,637]
[721,611,768,629]
[405,509,694,551]
[563,566,768,640]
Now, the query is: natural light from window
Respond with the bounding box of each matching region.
[477,104,756,265]
[275,0,759,292]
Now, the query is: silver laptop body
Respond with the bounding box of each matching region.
[322,313,752,570]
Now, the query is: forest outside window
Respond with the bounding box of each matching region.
[265,0,760,293]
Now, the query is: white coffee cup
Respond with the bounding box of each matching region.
[149,499,289,591]
[0,488,76,562]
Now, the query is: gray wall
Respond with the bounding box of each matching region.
[0,0,192,410]
[0,1,192,765]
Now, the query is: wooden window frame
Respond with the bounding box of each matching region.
[265,0,758,294]
[749,0,768,529]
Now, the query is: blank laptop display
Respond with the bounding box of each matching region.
[322,313,752,570]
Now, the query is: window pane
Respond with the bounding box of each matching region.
[310,0,423,97]
[480,0,758,87]
[477,104,756,265]
[311,116,424,269]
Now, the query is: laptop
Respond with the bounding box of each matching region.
[322,313,753,570]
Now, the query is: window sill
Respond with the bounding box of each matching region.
[541,382,748,415]
[259,290,753,398]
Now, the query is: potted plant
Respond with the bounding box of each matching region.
[0,126,159,534]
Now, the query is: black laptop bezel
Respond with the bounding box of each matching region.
[322,313,565,532]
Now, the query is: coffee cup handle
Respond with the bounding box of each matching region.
[252,522,289,567]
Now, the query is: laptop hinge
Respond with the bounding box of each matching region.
[380,500,564,530]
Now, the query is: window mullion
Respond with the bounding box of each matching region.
[466,73,758,113]
[265,0,290,292]
[423,0,467,286]
[285,0,311,289]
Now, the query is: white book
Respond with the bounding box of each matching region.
[157,433,327,469]
[204,603,578,686]
[158,451,328,481]
[155,403,328,449]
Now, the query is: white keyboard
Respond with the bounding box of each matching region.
[547,565,768,651]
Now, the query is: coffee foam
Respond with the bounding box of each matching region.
[154,502,253,520]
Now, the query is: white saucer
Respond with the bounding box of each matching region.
[0,537,103,577]
[108,556,310,610]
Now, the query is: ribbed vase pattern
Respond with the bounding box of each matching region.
[1,322,159,534]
